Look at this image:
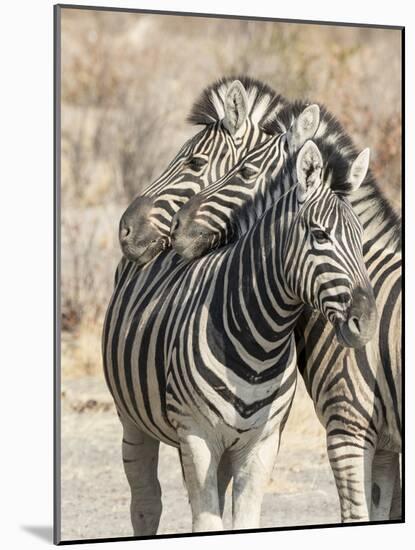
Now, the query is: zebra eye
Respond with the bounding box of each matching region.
[186,157,207,171]
[313,229,331,244]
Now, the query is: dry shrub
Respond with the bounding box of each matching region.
[62,319,103,379]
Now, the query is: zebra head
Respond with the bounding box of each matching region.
[170,104,321,260]
[118,77,288,265]
[286,140,377,348]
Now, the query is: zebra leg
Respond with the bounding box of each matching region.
[178,445,231,518]
[121,418,162,536]
[327,435,374,522]
[371,450,399,521]
[231,431,280,529]
[390,454,402,520]
[217,452,232,518]
[178,426,223,532]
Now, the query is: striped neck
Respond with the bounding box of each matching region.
[220,192,303,364]
[350,178,401,257]
[233,145,295,239]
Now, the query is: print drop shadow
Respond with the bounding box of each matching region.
[21,525,53,543]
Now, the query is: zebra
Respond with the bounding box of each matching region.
[103,98,321,536]
[170,100,402,522]
[117,76,289,269]
[103,133,377,533]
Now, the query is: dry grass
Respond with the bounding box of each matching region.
[60,373,336,540]
[60,8,402,379]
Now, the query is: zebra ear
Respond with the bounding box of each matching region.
[296,140,323,201]
[348,148,370,192]
[222,80,249,135]
[287,104,320,154]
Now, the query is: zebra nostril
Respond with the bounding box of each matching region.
[348,316,361,335]
[120,226,131,241]
[337,292,351,305]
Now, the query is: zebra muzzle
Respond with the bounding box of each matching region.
[333,286,378,348]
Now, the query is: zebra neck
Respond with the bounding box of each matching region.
[234,162,295,237]
[350,179,401,256]
[255,162,295,221]
[224,197,303,358]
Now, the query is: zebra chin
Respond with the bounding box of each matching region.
[171,236,212,260]
[120,237,170,265]
[171,229,215,260]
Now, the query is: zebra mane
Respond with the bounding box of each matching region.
[264,100,402,250]
[187,76,288,128]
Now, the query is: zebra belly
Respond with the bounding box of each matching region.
[102,256,185,447]
[371,276,402,453]
[104,322,180,446]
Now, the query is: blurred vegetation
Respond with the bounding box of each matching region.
[60,8,402,378]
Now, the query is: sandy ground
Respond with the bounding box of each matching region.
[60,374,339,542]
